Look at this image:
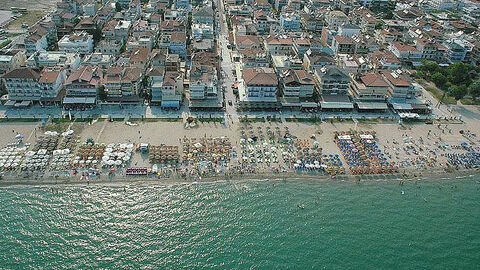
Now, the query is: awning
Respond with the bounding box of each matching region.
[4,100,16,106]
[301,102,318,108]
[320,102,354,109]
[337,135,351,140]
[161,101,180,108]
[391,102,413,110]
[281,102,301,107]
[360,134,374,139]
[18,100,32,107]
[63,97,96,104]
[399,112,420,119]
[412,103,430,111]
[356,102,388,110]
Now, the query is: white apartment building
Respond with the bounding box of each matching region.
[58,31,94,54]
[189,66,218,100]
[27,51,81,70]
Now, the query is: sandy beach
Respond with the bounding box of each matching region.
[0,111,479,186]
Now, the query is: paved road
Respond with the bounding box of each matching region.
[413,82,457,118]
[217,0,239,123]
[1,102,447,123]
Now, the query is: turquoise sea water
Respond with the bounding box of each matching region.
[1,178,480,269]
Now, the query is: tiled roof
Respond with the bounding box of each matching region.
[334,35,354,44]
[236,35,262,46]
[381,71,411,87]
[360,73,388,87]
[266,35,293,45]
[283,69,314,85]
[39,70,61,84]
[391,42,419,53]
[2,68,41,80]
[243,68,278,86]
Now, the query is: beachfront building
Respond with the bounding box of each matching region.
[280,69,315,98]
[380,70,416,100]
[314,66,353,111]
[58,32,94,55]
[350,72,389,111]
[148,67,184,109]
[102,66,143,103]
[279,68,317,110]
[380,70,429,113]
[238,68,279,110]
[63,66,102,109]
[189,65,222,110]
[148,67,164,105]
[1,68,66,106]
[160,71,184,109]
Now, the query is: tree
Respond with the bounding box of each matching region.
[420,60,440,75]
[115,2,122,12]
[73,18,81,26]
[98,85,107,101]
[431,72,447,89]
[87,26,102,44]
[447,62,470,85]
[414,70,425,80]
[374,21,384,30]
[469,80,480,100]
[449,85,468,100]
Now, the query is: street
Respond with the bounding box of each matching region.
[216,0,239,122]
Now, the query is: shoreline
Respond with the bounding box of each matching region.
[1,167,478,188]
